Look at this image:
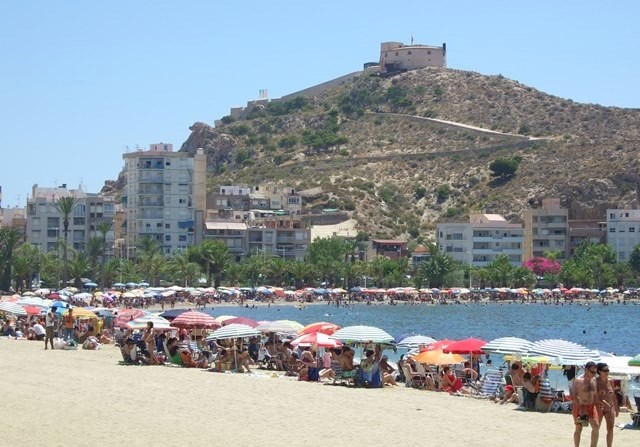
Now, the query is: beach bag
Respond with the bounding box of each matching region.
[53,338,67,349]
[64,340,78,350]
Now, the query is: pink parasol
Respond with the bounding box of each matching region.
[171,310,220,329]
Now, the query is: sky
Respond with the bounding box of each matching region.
[1,1,639,208]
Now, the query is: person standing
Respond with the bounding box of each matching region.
[571,361,601,447]
[62,308,75,341]
[44,307,56,350]
[596,363,618,447]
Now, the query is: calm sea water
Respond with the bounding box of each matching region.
[213,301,640,357]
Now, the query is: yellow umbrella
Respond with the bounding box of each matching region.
[412,349,465,366]
[62,307,98,320]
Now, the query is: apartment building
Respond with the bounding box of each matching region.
[25,184,115,255]
[436,214,523,267]
[523,198,569,261]
[606,209,640,261]
[567,219,606,257]
[122,144,206,256]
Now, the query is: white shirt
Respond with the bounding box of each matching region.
[45,312,55,327]
[33,324,46,336]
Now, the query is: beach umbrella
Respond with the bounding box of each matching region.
[61,307,98,320]
[114,309,147,328]
[22,305,43,316]
[126,315,173,331]
[214,315,237,325]
[412,349,465,366]
[298,322,341,336]
[0,302,26,316]
[444,337,487,355]
[17,297,47,307]
[528,339,600,365]
[205,323,261,341]
[222,317,259,328]
[50,300,69,309]
[420,339,456,352]
[483,337,534,355]
[292,332,343,348]
[256,320,303,334]
[112,283,125,288]
[629,354,640,367]
[171,310,220,329]
[396,335,437,349]
[330,325,394,344]
[159,308,189,320]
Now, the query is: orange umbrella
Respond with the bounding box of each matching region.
[298,321,341,336]
[412,349,465,366]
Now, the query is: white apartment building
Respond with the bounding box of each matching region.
[606,209,640,261]
[123,145,206,256]
[25,184,115,254]
[436,214,524,267]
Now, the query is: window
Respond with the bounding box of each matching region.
[630,227,635,233]
[609,227,616,233]
[165,223,170,229]
[165,235,171,241]
[179,235,187,242]
[407,50,412,55]
[609,213,615,219]
[74,204,86,217]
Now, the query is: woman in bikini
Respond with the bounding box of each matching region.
[143,321,159,365]
[596,363,618,447]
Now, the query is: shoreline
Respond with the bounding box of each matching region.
[2,339,637,446]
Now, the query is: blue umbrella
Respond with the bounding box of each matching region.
[85,282,98,288]
[159,308,189,320]
[51,301,69,308]
[112,283,125,288]
[349,286,362,293]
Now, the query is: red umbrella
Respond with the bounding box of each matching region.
[420,339,456,352]
[291,332,343,348]
[114,309,146,328]
[171,310,220,329]
[22,305,42,316]
[298,321,342,336]
[222,317,259,328]
[443,337,487,355]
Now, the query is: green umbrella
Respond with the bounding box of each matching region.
[629,354,640,367]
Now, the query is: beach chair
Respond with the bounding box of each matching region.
[414,363,435,390]
[402,364,425,389]
[477,369,502,398]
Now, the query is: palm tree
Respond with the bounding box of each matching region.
[137,236,160,282]
[86,236,103,281]
[55,196,78,286]
[288,260,311,289]
[12,243,40,293]
[68,251,90,289]
[266,257,288,286]
[200,240,231,287]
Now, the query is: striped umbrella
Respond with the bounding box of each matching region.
[330,325,394,344]
[298,321,342,336]
[222,317,259,328]
[17,297,47,307]
[126,315,173,331]
[528,339,600,365]
[205,323,260,341]
[114,309,147,328]
[171,310,220,329]
[0,302,26,316]
[396,335,437,349]
[483,337,534,355]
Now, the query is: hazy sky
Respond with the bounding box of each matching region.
[1,1,639,207]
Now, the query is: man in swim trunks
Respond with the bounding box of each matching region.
[571,361,601,447]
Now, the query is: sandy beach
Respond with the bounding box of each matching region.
[2,339,637,447]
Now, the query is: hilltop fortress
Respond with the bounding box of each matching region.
[220,40,446,123]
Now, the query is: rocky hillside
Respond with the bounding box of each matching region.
[180,68,640,239]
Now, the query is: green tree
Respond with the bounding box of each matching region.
[486,254,514,287]
[0,228,21,291]
[200,240,231,287]
[489,158,520,179]
[96,221,113,286]
[68,251,90,289]
[629,244,640,273]
[55,196,79,286]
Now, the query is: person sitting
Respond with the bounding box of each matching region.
[496,384,520,405]
[99,330,113,344]
[379,355,398,386]
[506,362,524,387]
[522,372,538,410]
[462,361,479,384]
[441,365,468,394]
[356,349,382,388]
[236,347,255,373]
[179,348,209,368]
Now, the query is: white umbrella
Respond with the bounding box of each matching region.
[528,339,600,365]
[126,315,173,331]
[483,337,534,355]
[0,302,26,316]
[205,324,261,341]
[396,335,437,349]
[255,320,302,334]
[330,325,394,344]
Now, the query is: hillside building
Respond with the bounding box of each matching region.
[25,184,116,255]
[605,209,640,261]
[122,144,206,256]
[568,219,606,257]
[436,214,523,267]
[379,41,447,74]
[523,198,569,261]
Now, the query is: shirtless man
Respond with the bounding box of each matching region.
[571,361,601,447]
[596,363,618,447]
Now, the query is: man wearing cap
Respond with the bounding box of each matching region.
[571,361,601,447]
